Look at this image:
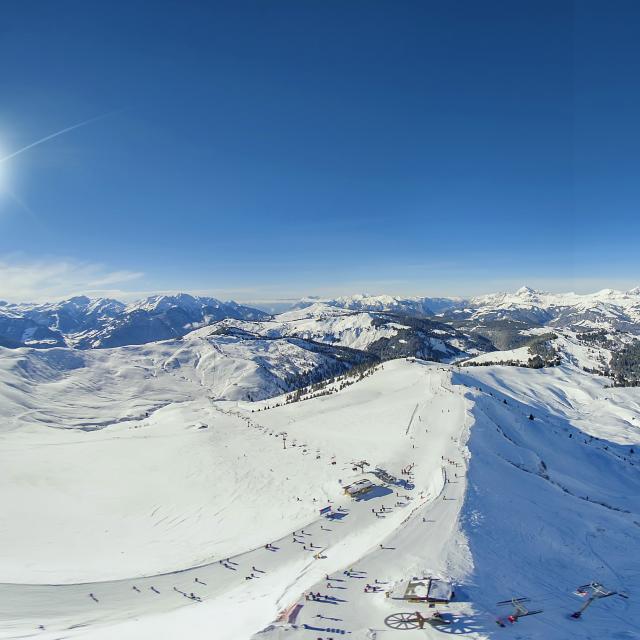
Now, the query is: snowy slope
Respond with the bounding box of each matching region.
[1,354,639,640]
[0,360,475,638]
[450,366,640,639]
[463,330,618,377]
[464,345,534,366]
[0,335,358,437]
[0,335,371,583]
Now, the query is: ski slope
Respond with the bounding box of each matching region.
[1,353,639,639]
[0,332,347,436]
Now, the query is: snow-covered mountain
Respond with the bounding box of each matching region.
[295,293,463,315]
[3,286,640,392]
[3,286,639,352]
[293,287,640,337]
[445,285,640,332]
[0,294,269,349]
[200,302,493,363]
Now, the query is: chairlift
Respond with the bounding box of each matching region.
[496,597,542,627]
[570,582,628,619]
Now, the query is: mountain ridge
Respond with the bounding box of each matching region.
[0,293,269,349]
[2,286,640,353]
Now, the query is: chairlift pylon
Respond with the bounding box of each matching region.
[496,596,543,627]
[570,581,628,619]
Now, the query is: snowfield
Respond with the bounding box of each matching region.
[207,303,404,351]
[1,344,639,639]
[0,333,353,435]
[464,345,533,366]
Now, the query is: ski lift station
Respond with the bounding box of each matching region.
[392,577,454,604]
[343,478,374,498]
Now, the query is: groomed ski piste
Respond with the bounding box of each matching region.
[1,350,639,639]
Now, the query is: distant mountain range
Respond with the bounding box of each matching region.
[1,286,639,355]
[299,286,640,334]
[2,286,640,404]
[292,293,461,315]
[0,294,268,349]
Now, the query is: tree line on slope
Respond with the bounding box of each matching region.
[609,340,640,387]
[255,361,384,410]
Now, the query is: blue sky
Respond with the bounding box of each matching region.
[0,1,638,302]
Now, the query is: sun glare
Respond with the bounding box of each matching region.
[0,142,5,184]
[0,143,9,196]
